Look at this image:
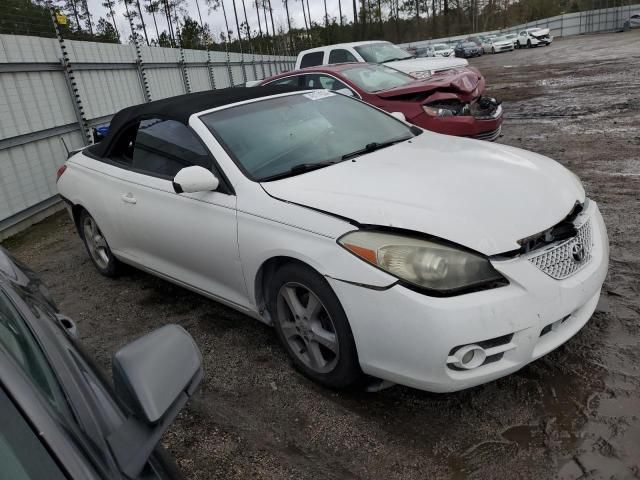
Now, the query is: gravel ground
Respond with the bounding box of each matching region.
[4,31,640,479]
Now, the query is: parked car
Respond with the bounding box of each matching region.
[431,43,455,57]
[0,247,202,479]
[407,45,435,57]
[465,36,484,48]
[504,33,519,47]
[295,41,469,79]
[517,28,553,48]
[58,86,609,394]
[623,12,640,30]
[256,63,503,141]
[455,41,483,58]
[480,35,497,52]
[487,35,515,53]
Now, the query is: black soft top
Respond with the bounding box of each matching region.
[91,85,304,157]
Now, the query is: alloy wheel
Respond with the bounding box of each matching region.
[82,215,110,269]
[276,282,339,374]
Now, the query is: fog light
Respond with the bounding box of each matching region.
[452,344,486,370]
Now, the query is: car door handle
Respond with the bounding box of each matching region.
[121,193,137,204]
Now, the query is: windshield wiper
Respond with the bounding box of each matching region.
[341,137,411,161]
[259,161,337,182]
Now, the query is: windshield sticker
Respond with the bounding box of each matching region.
[303,90,336,100]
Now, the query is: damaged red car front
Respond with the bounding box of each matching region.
[369,66,503,141]
[257,63,503,141]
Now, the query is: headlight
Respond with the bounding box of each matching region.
[338,231,507,294]
[409,70,432,79]
[422,105,455,117]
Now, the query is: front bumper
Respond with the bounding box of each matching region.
[493,44,514,52]
[411,104,504,140]
[531,36,553,45]
[328,201,608,393]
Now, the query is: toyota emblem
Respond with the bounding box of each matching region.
[572,243,585,262]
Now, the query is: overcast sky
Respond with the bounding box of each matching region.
[86,0,357,44]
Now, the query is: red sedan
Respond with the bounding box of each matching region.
[256,63,503,141]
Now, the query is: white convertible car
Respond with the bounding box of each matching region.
[57,86,608,393]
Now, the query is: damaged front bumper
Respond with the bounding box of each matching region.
[412,96,504,141]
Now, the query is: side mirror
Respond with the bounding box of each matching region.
[173,166,219,194]
[335,87,354,97]
[107,325,203,478]
[390,111,407,122]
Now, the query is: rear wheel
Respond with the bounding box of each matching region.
[268,263,362,389]
[79,210,120,277]
[527,39,532,48]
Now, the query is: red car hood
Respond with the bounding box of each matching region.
[375,67,485,102]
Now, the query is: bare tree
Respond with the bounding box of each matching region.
[134,0,149,44]
[282,0,293,51]
[102,0,120,38]
[145,0,161,41]
[81,0,93,34]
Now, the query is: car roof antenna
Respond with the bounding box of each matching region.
[59,136,70,157]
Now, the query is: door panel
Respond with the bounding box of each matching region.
[116,172,248,308]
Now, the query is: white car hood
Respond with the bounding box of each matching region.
[493,40,512,47]
[387,56,468,74]
[261,133,585,256]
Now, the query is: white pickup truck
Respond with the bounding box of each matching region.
[294,40,469,79]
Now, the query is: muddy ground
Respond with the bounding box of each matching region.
[4,31,640,479]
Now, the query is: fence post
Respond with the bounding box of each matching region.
[178,50,191,94]
[206,51,217,91]
[49,6,91,145]
[224,45,235,87]
[127,15,151,102]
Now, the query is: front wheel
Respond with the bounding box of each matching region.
[268,263,362,389]
[527,39,532,48]
[491,47,495,54]
[80,210,120,277]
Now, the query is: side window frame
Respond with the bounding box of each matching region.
[328,49,358,64]
[299,51,324,68]
[265,75,303,88]
[98,116,234,195]
[302,73,361,99]
[129,117,212,180]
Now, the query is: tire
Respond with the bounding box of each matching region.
[527,39,532,48]
[491,47,495,54]
[79,210,120,277]
[268,263,362,389]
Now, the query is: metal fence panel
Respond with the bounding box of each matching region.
[0,33,295,235]
[0,130,83,221]
[0,70,76,139]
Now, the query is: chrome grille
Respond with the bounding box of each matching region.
[528,219,593,279]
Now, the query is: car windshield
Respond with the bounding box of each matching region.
[433,44,447,50]
[340,64,414,93]
[462,42,477,48]
[200,92,415,181]
[493,36,507,42]
[354,43,414,63]
[506,34,516,38]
